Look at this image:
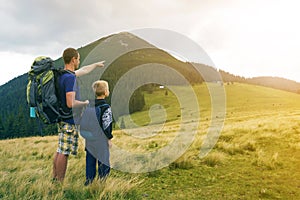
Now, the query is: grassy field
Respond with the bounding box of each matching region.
[1,83,300,199]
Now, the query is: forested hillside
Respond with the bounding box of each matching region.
[0,32,205,139]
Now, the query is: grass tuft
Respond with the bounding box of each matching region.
[252,150,282,170]
[201,151,226,167]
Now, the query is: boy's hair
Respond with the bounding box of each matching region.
[63,48,78,64]
[92,80,109,97]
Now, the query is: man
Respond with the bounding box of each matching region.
[52,47,105,182]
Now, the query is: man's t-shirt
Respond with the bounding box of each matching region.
[59,72,80,124]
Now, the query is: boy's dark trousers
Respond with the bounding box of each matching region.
[86,149,110,182]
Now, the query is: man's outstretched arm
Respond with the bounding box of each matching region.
[75,61,105,77]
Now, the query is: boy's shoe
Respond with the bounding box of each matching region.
[84,179,93,186]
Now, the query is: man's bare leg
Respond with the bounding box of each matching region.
[56,153,69,182]
[53,152,59,180]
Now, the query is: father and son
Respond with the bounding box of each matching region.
[52,47,112,186]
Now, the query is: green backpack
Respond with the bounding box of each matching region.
[26,56,72,124]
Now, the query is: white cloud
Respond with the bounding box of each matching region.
[1,0,300,85]
[0,52,35,85]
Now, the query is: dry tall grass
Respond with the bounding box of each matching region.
[2,83,300,199]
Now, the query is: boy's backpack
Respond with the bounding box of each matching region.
[81,103,111,166]
[79,103,109,140]
[26,56,73,125]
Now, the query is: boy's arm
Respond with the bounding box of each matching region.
[75,61,105,77]
[103,121,113,140]
[108,139,112,148]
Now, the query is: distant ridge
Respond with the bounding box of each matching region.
[247,76,300,93]
[219,69,300,93]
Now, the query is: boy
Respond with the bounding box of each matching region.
[84,80,113,186]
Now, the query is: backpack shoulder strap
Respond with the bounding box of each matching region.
[53,68,75,119]
[53,68,75,76]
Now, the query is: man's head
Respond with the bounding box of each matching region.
[63,48,80,70]
[92,80,110,98]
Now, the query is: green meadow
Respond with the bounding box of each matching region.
[1,83,300,199]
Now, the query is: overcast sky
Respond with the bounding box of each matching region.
[0,0,300,85]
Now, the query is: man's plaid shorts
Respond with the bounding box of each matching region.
[57,122,79,155]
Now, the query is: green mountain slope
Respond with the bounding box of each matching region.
[0,32,204,139]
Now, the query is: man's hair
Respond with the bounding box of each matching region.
[92,80,109,97]
[63,48,78,64]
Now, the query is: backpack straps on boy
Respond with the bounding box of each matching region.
[95,104,110,129]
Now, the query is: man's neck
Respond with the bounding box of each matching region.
[64,64,75,72]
